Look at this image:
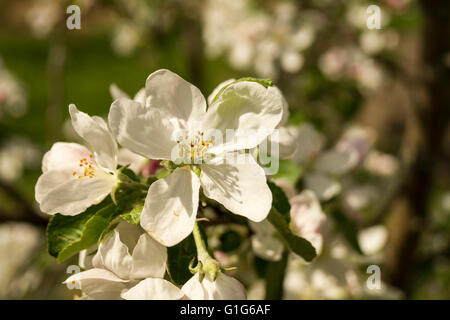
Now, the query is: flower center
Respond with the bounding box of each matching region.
[176,130,215,164]
[72,154,96,179]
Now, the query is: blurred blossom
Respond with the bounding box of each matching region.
[305,171,342,201]
[250,183,327,260]
[249,220,284,261]
[290,190,327,255]
[357,225,388,256]
[283,254,362,299]
[319,47,385,90]
[291,123,325,165]
[0,136,41,182]
[336,125,376,168]
[0,223,42,299]
[112,23,141,56]
[26,0,60,38]
[343,185,378,215]
[364,150,399,176]
[202,0,318,77]
[359,30,399,55]
[0,59,27,119]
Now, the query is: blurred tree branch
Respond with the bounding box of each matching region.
[384,0,450,294]
[0,179,47,228]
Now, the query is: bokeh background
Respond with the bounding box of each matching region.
[0,0,449,299]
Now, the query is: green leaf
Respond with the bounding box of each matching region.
[121,203,144,225]
[46,190,145,263]
[118,167,140,183]
[267,208,317,262]
[167,234,197,285]
[210,77,274,105]
[267,180,291,223]
[156,169,170,179]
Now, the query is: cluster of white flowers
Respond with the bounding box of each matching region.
[35,69,301,299]
[202,0,318,78]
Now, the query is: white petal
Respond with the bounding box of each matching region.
[79,245,97,269]
[110,83,130,100]
[35,168,115,215]
[273,86,289,127]
[64,268,129,300]
[290,190,327,255]
[69,104,118,172]
[133,88,146,105]
[202,81,284,152]
[122,278,184,300]
[207,78,235,106]
[117,148,148,174]
[35,168,73,204]
[249,220,284,261]
[94,229,133,280]
[42,142,90,172]
[304,172,341,201]
[140,167,200,246]
[145,69,206,123]
[181,273,246,300]
[200,153,271,222]
[213,273,247,300]
[108,97,179,160]
[130,233,167,279]
[181,273,210,299]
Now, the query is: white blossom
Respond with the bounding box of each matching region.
[35,105,119,215]
[109,69,283,246]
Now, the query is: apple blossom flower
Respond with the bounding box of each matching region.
[109,69,284,246]
[35,104,119,216]
[65,222,183,300]
[250,183,327,261]
[208,79,297,160]
[181,272,246,300]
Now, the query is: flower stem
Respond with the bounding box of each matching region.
[193,221,211,263]
[192,221,220,281]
